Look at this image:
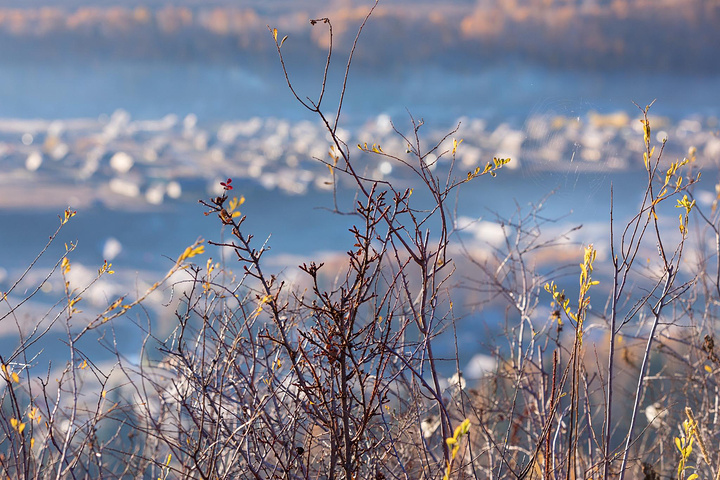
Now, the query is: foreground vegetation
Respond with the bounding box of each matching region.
[2,5,720,479]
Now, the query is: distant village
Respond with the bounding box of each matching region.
[0,107,717,210]
[0,0,717,71]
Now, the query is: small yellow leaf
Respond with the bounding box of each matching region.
[61,257,71,275]
[11,372,19,383]
[460,418,471,434]
[179,242,205,262]
[452,138,463,155]
[98,260,114,275]
[10,418,25,434]
[272,28,278,42]
[61,208,77,225]
[107,297,123,312]
[228,196,245,212]
[705,364,713,373]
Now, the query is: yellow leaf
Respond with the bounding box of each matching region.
[640,119,650,145]
[10,418,25,434]
[460,418,471,434]
[272,28,278,42]
[98,260,114,275]
[62,257,71,275]
[179,242,205,262]
[452,138,463,155]
[11,372,19,383]
[28,408,40,422]
[107,297,123,312]
[61,208,76,225]
[705,364,713,373]
[228,196,245,212]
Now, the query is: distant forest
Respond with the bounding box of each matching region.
[0,0,717,71]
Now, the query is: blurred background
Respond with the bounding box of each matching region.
[0,0,719,363]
